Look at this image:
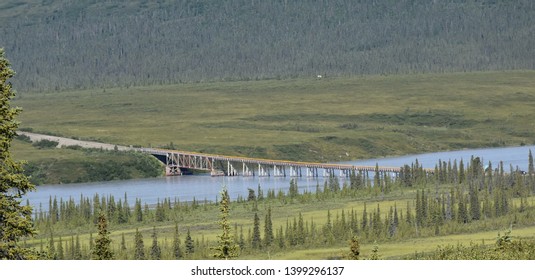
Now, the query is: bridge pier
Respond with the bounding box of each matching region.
[242,163,254,176]
[306,167,318,177]
[289,166,301,177]
[340,169,350,177]
[273,165,285,177]
[258,164,269,177]
[165,153,181,176]
[166,165,182,176]
[227,161,238,176]
[323,168,335,177]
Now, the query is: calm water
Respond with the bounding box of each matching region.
[25,145,535,212]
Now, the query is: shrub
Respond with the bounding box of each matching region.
[32,139,59,149]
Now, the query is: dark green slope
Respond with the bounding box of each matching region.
[1,0,534,92]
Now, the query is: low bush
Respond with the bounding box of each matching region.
[32,139,59,149]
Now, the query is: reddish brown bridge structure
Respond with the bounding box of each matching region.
[142,148,431,177]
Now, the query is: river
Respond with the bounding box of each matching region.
[24,145,535,212]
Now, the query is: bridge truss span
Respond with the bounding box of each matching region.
[144,148,431,178]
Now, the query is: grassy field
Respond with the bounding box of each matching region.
[13,71,535,163]
[274,225,535,260]
[27,185,535,260]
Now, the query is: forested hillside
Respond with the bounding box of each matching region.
[1,0,534,92]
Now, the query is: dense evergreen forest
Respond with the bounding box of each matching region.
[1,0,535,92]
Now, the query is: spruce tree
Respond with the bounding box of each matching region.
[257,184,264,201]
[291,217,298,246]
[484,161,493,193]
[155,200,165,222]
[459,159,465,183]
[347,235,360,260]
[529,150,534,175]
[134,228,145,260]
[74,234,82,260]
[185,228,194,255]
[120,233,127,258]
[405,201,413,225]
[289,179,299,198]
[372,204,382,238]
[500,188,509,216]
[38,238,44,256]
[374,164,381,190]
[123,193,131,222]
[93,211,113,260]
[48,233,56,260]
[150,227,161,260]
[415,189,422,226]
[69,236,75,260]
[233,223,239,245]
[173,224,182,259]
[389,206,398,237]
[0,49,37,260]
[329,175,340,192]
[57,237,64,260]
[458,194,469,224]
[361,203,368,234]
[88,233,94,254]
[251,212,261,249]
[297,212,305,245]
[107,196,116,222]
[134,199,143,222]
[349,209,358,235]
[469,185,481,221]
[369,242,380,260]
[247,188,256,202]
[421,190,428,225]
[51,197,59,224]
[277,226,285,249]
[212,187,238,259]
[264,207,273,247]
[116,200,125,224]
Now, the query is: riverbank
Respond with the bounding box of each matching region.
[12,136,163,185]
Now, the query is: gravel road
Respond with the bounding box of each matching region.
[17,131,134,151]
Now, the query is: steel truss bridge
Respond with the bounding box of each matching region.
[142,148,431,177]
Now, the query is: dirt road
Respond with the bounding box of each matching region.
[17,131,134,151]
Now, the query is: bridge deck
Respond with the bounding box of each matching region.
[142,148,433,176]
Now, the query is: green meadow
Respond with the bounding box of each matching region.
[14,71,535,164]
